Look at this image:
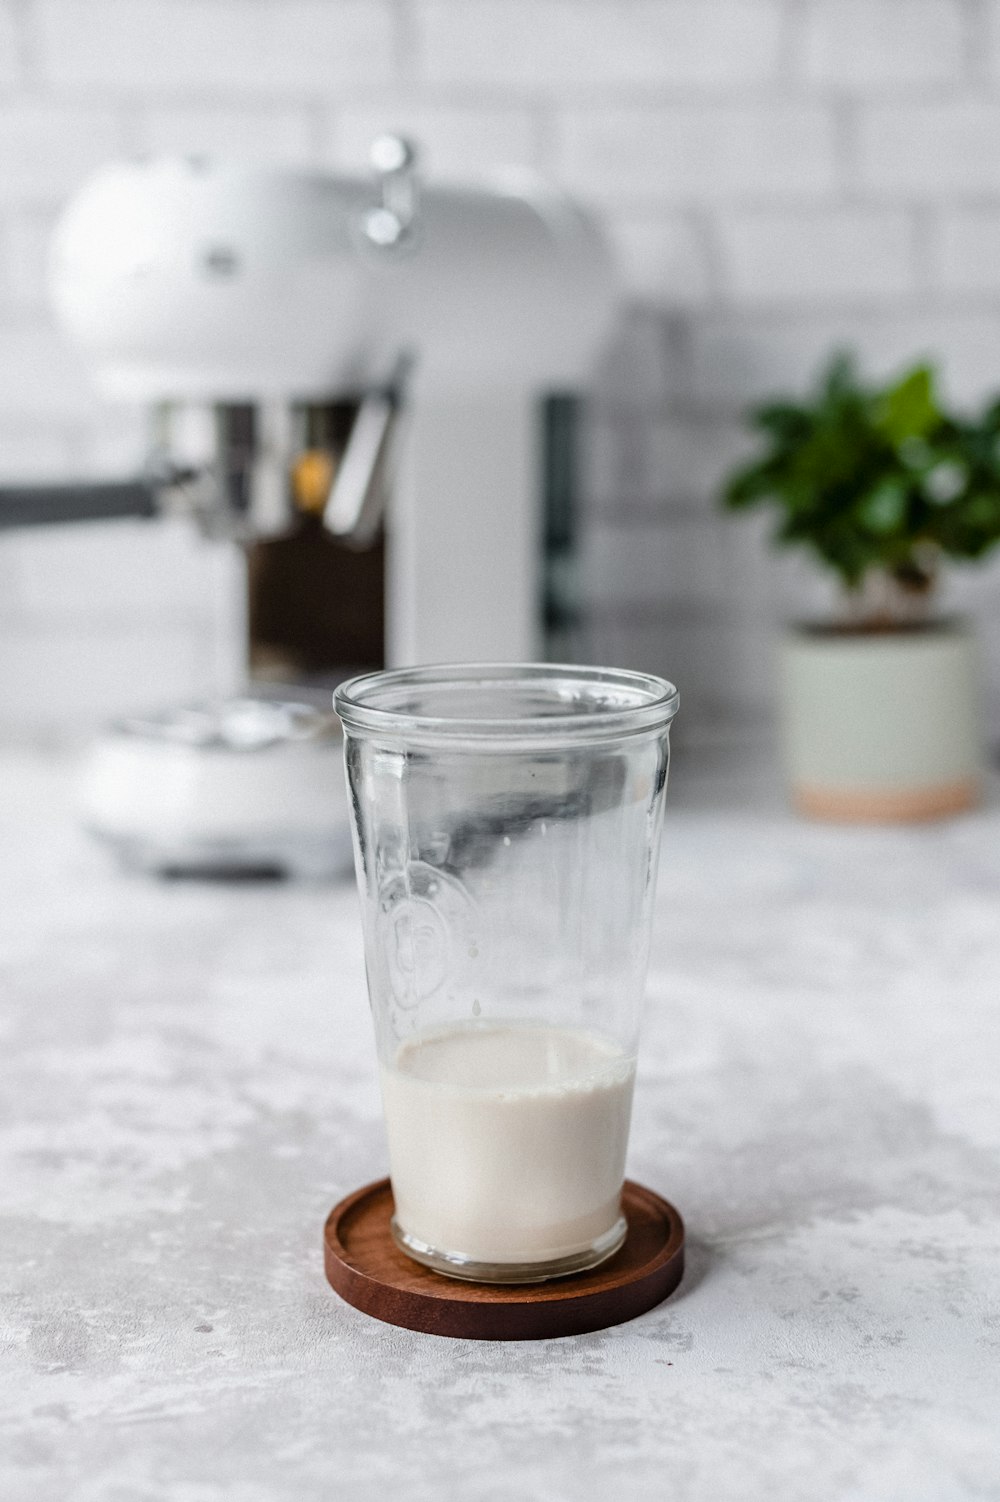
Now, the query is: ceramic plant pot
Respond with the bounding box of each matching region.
[780,620,982,822]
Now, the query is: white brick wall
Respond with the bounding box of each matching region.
[689,308,1000,407]
[140,103,317,163]
[800,0,966,86]
[936,208,1000,294]
[36,1,395,93]
[3,210,56,307]
[412,1,786,89]
[0,519,245,738]
[607,214,713,307]
[1,0,1000,741]
[0,5,22,88]
[718,208,918,304]
[0,103,125,203]
[857,101,1000,195]
[0,323,99,420]
[581,515,728,611]
[558,103,839,202]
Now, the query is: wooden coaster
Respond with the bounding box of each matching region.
[323,1178,684,1341]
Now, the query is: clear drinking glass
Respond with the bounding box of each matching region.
[334,664,679,1283]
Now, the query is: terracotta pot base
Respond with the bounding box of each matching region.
[793,778,980,824]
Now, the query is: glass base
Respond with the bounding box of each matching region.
[390,1214,628,1285]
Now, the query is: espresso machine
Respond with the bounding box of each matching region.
[2,141,616,874]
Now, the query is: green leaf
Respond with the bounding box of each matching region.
[751,403,812,443]
[860,480,908,534]
[898,436,933,472]
[924,461,966,504]
[821,351,859,401]
[876,366,939,444]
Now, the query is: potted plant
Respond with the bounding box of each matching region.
[722,354,1000,820]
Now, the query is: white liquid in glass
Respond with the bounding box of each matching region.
[380,1021,635,1264]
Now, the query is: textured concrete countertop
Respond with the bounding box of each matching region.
[1,746,998,1502]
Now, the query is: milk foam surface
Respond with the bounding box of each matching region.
[380,1021,635,1263]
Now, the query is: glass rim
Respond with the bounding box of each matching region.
[333,662,679,744]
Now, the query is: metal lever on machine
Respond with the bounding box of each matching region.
[360,135,419,252]
[0,455,212,533]
[0,479,160,530]
[323,354,412,548]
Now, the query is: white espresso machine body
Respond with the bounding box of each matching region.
[50,153,616,665]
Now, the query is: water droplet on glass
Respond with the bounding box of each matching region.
[502,835,511,847]
[472,999,481,1017]
[469,945,478,959]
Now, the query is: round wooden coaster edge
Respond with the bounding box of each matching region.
[324,1178,685,1339]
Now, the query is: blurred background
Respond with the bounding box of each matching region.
[1,0,1000,746]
